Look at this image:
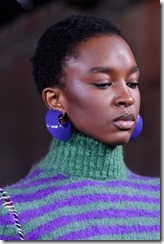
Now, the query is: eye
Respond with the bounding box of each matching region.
[127,82,140,89]
[94,82,111,89]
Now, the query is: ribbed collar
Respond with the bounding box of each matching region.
[39,133,128,180]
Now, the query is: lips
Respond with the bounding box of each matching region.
[113,113,135,130]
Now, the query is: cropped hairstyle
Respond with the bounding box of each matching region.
[32,13,124,94]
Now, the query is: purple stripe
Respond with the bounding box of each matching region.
[21,196,160,223]
[11,181,160,203]
[105,180,160,191]
[0,235,19,240]
[19,192,159,224]
[0,198,3,206]
[0,214,16,225]
[11,176,160,194]
[9,177,160,202]
[57,225,160,240]
[13,174,67,189]
[22,168,43,180]
[25,208,159,239]
[128,172,159,181]
[0,200,16,226]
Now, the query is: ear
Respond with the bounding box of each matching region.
[42,87,66,112]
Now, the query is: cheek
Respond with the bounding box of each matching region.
[65,85,94,114]
[66,92,98,131]
[133,90,141,113]
[137,91,141,105]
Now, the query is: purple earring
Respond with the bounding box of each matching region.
[130,114,143,141]
[45,109,72,141]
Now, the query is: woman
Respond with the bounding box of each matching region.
[0,13,160,240]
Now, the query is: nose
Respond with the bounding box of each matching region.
[114,83,134,107]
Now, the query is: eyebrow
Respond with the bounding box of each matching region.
[88,66,140,74]
[88,66,112,74]
[131,66,140,73]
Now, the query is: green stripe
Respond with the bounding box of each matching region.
[6,174,160,195]
[23,173,159,188]
[2,198,159,219]
[22,200,159,235]
[40,217,159,240]
[0,224,18,238]
[5,171,54,188]
[0,204,10,217]
[0,215,159,240]
[12,184,159,214]
[6,179,160,200]
[24,173,159,187]
[127,177,159,185]
[84,232,160,240]
[6,168,159,193]
[6,177,67,195]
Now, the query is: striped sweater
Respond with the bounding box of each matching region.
[0,133,160,240]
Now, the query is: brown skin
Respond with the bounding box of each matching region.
[42,35,140,145]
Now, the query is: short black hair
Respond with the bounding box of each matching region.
[32,13,125,94]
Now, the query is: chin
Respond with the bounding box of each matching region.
[108,141,129,146]
[101,135,131,146]
[115,140,130,146]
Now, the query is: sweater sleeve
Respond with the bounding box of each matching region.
[0,188,23,240]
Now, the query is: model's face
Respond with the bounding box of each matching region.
[62,35,140,145]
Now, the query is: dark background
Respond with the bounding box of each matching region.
[0,0,160,187]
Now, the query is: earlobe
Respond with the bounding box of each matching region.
[42,87,72,141]
[42,87,64,111]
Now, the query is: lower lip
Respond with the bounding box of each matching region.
[113,120,134,129]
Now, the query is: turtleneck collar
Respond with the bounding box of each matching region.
[39,133,128,181]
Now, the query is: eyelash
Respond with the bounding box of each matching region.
[94,83,111,89]
[127,82,140,89]
[94,81,140,89]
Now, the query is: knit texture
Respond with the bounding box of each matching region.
[0,133,160,240]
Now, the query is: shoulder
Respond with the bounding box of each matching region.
[0,165,44,240]
[127,169,160,184]
[127,170,160,198]
[0,188,24,240]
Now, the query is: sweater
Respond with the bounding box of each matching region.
[0,133,160,240]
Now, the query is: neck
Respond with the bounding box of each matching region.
[39,133,128,180]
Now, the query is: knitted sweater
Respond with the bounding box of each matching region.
[0,134,160,240]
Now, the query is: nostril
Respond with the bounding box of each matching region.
[115,97,134,107]
[118,101,127,106]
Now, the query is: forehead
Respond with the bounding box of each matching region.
[67,35,137,70]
